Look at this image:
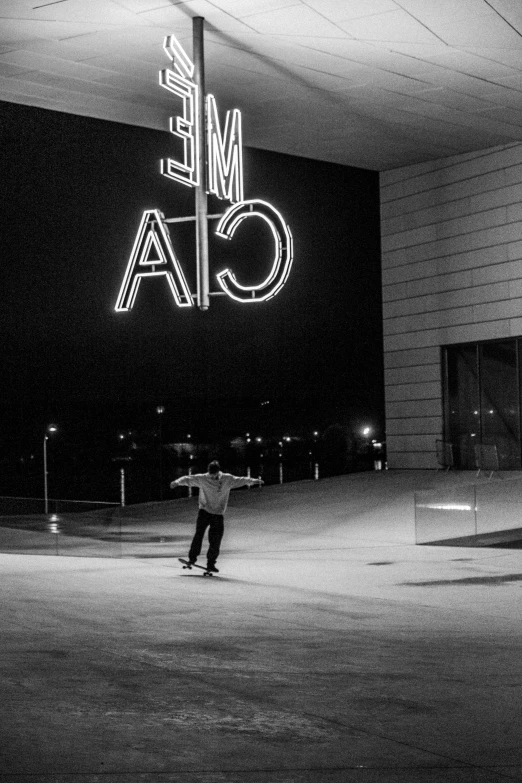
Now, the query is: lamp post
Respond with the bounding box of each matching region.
[156,405,165,500]
[43,424,58,515]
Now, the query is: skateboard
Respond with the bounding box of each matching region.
[178,558,217,577]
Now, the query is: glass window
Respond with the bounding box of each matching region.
[445,344,480,469]
[443,339,522,470]
[480,341,520,469]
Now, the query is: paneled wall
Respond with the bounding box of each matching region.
[380,142,522,469]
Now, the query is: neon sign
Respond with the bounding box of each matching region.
[216,201,293,302]
[159,35,199,188]
[116,24,292,312]
[115,210,192,311]
[206,95,244,204]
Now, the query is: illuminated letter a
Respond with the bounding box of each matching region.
[115,210,193,311]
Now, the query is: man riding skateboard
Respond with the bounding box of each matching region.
[171,461,263,572]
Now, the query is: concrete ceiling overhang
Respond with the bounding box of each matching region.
[2,0,522,170]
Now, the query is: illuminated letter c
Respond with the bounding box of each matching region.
[215,200,293,303]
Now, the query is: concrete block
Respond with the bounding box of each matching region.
[380,143,522,203]
[472,260,522,286]
[383,223,522,269]
[509,279,522,298]
[385,416,442,435]
[385,398,442,419]
[385,382,440,402]
[507,203,522,222]
[509,317,522,336]
[384,329,442,352]
[473,297,522,323]
[439,320,511,343]
[383,346,439,369]
[381,224,437,252]
[382,244,510,286]
[385,364,440,385]
[384,306,474,336]
[384,283,510,319]
[386,450,439,469]
[508,240,522,260]
[387,434,438,452]
[381,185,522,237]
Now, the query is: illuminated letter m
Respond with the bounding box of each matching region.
[206,94,243,204]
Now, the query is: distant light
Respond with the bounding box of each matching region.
[156,405,165,415]
[47,424,58,434]
[284,436,291,442]
[313,431,319,437]
[363,427,370,436]
[256,437,262,443]
[417,503,472,511]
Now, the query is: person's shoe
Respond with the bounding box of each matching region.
[188,558,197,565]
[206,564,219,573]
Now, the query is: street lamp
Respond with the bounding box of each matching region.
[43,424,58,515]
[156,405,165,500]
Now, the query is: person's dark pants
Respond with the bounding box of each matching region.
[188,509,224,567]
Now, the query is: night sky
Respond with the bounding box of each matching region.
[1,101,383,479]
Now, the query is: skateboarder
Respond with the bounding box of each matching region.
[170,461,263,572]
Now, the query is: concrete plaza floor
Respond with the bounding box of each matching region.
[1,470,522,782]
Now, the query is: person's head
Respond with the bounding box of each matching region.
[208,460,221,475]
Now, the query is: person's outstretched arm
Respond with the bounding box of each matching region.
[170,474,202,489]
[228,475,264,489]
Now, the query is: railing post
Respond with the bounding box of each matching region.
[474,485,477,537]
[120,468,126,507]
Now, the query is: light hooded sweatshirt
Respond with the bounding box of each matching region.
[173,471,259,515]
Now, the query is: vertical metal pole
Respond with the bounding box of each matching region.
[43,435,48,515]
[120,468,126,507]
[193,17,209,311]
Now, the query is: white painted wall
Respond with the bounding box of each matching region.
[380,142,522,469]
